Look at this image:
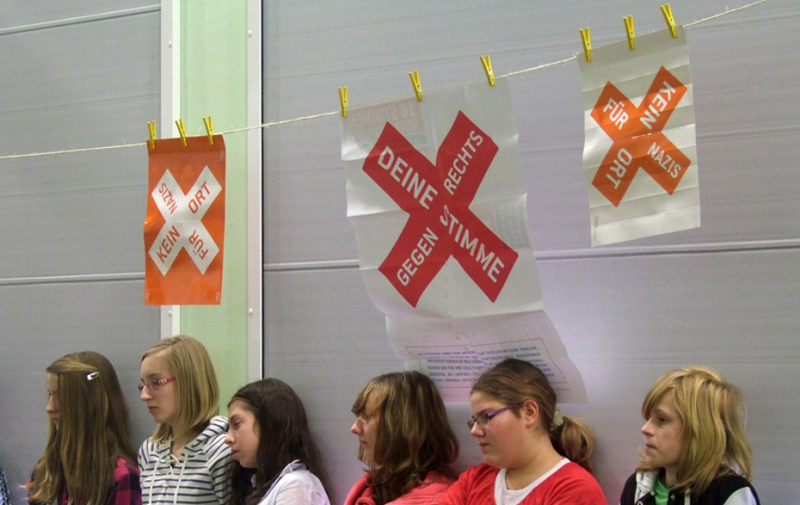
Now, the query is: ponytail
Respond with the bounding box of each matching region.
[551,415,595,474]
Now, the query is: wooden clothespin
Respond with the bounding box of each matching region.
[480,55,495,86]
[580,27,592,62]
[338,86,348,118]
[203,116,214,145]
[147,121,157,150]
[409,70,422,102]
[661,4,677,38]
[175,118,188,147]
[624,15,635,50]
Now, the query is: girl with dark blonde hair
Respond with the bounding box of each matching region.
[27,351,140,505]
[441,358,605,505]
[620,366,760,505]
[138,336,231,505]
[345,371,459,505]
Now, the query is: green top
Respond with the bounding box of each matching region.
[653,476,675,505]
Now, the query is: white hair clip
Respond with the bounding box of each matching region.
[86,372,99,381]
[552,405,564,429]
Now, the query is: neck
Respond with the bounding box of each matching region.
[662,467,678,488]
[171,425,202,458]
[504,435,563,491]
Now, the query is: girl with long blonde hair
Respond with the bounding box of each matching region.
[27,351,140,505]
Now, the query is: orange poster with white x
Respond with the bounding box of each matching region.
[144,135,225,305]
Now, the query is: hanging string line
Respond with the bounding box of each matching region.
[0,0,768,162]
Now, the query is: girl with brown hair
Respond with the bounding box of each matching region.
[345,371,459,505]
[441,358,605,505]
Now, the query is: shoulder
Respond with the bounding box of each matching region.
[620,470,658,505]
[264,469,329,505]
[114,458,140,481]
[344,474,371,505]
[541,462,604,501]
[194,417,232,462]
[387,471,455,504]
[700,474,760,505]
[441,464,499,504]
[619,472,639,505]
[199,416,230,446]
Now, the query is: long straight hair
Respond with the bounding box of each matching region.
[27,352,136,505]
[351,371,458,505]
[639,367,753,496]
[229,379,329,505]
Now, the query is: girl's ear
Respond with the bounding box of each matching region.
[521,398,540,428]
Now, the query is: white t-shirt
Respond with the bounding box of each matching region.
[493,458,570,505]
[256,461,329,505]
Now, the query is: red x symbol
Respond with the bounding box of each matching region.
[591,66,691,207]
[363,112,518,308]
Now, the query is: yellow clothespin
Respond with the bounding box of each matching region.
[661,4,677,38]
[624,15,635,50]
[580,27,592,62]
[338,86,348,118]
[147,120,157,150]
[203,116,214,145]
[480,55,495,87]
[175,118,188,147]
[409,70,422,102]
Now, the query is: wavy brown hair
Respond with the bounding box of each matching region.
[141,335,220,441]
[351,371,458,505]
[639,366,753,497]
[472,358,596,473]
[229,378,329,505]
[27,352,136,505]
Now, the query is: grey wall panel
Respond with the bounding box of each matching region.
[0,6,160,505]
[264,117,359,263]
[0,13,159,276]
[263,0,800,503]
[0,281,160,505]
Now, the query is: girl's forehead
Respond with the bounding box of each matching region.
[470,391,500,409]
[228,399,251,416]
[141,352,171,375]
[46,372,58,391]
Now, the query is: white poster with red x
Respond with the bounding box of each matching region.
[343,80,587,402]
[144,135,225,305]
[580,26,700,246]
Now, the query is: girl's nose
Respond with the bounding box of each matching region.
[470,422,484,438]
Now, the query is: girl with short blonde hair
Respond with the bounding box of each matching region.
[620,366,760,505]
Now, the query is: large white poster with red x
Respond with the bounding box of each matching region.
[343,80,587,403]
[580,26,700,246]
